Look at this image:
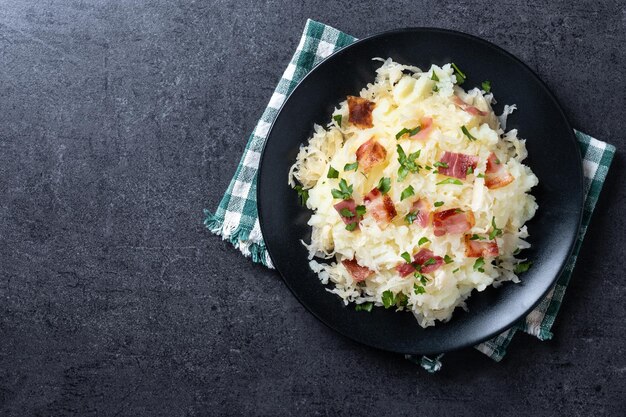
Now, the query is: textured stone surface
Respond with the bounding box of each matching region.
[0,1,624,416]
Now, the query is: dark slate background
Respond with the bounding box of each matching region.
[0,1,624,416]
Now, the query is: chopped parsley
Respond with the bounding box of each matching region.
[377,177,391,194]
[418,237,430,246]
[489,216,503,240]
[452,267,460,273]
[332,114,342,127]
[355,205,366,216]
[397,145,422,181]
[514,261,533,274]
[400,185,415,201]
[461,125,477,141]
[344,161,358,171]
[327,166,339,178]
[482,80,491,93]
[425,165,432,170]
[469,234,483,240]
[355,302,373,312]
[423,257,436,266]
[434,201,444,207]
[477,173,485,178]
[473,257,486,273]
[395,126,422,140]
[382,290,396,309]
[431,71,440,82]
[405,212,417,224]
[451,62,466,85]
[433,161,449,169]
[294,185,309,205]
[436,178,463,186]
[340,208,355,218]
[443,255,453,264]
[401,251,412,263]
[345,222,358,231]
[414,284,426,295]
[331,179,353,200]
[466,166,474,175]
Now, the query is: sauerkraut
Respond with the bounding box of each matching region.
[288,58,538,327]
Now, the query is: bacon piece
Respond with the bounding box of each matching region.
[409,198,430,228]
[453,96,487,116]
[413,249,444,273]
[342,259,374,282]
[438,151,478,180]
[410,117,433,141]
[364,188,397,225]
[356,138,387,172]
[333,198,360,230]
[464,235,499,258]
[347,96,375,128]
[485,152,514,189]
[396,262,416,277]
[396,248,443,277]
[432,209,475,237]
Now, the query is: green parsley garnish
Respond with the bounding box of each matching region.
[401,252,412,264]
[469,234,483,240]
[400,185,415,201]
[355,205,366,216]
[331,179,353,200]
[294,185,309,206]
[461,125,477,141]
[405,212,417,224]
[382,290,396,309]
[345,222,358,231]
[327,166,339,178]
[489,216,503,240]
[425,165,432,170]
[473,257,485,273]
[477,173,485,178]
[451,62,466,85]
[377,177,391,194]
[395,126,421,139]
[344,161,358,171]
[482,80,491,93]
[443,255,453,264]
[433,161,449,169]
[333,114,342,127]
[452,267,460,273]
[514,261,533,274]
[431,71,440,82]
[466,166,474,175]
[355,302,373,312]
[397,145,422,181]
[414,284,426,295]
[454,208,464,213]
[423,257,436,266]
[396,292,409,307]
[418,237,430,246]
[340,208,355,218]
[436,178,463,186]
[434,201,444,207]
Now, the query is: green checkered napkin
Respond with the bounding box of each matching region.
[204,19,615,372]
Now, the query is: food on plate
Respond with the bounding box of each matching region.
[288,58,538,327]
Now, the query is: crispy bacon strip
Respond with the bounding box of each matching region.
[347,96,375,128]
[409,198,430,228]
[364,188,397,226]
[453,96,487,116]
[356,138,387,172]
[438,151,478,180]
[333,198,360,230]
[464,235,499,258]
[395,248,444,277]
[410,117,433,141]
[485,152,514,189]
[432,209,475,237]
[342,259,374,282]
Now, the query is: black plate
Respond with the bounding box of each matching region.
[257,28,583,355]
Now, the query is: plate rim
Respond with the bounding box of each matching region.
[257,27,584,355]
